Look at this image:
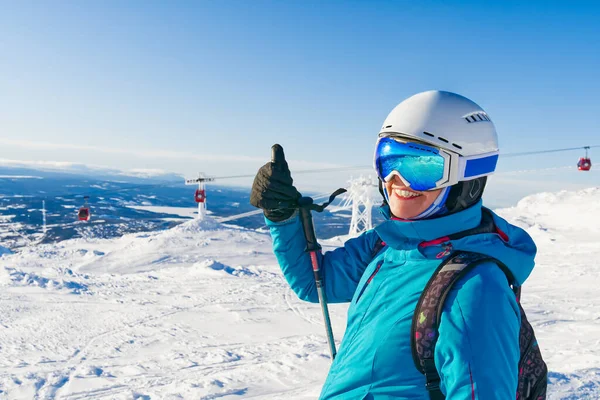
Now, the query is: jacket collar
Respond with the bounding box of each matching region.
[374,201,483,250]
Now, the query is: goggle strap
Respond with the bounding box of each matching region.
[458,152,499,180]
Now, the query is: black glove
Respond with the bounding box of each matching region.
[250,144,301,222]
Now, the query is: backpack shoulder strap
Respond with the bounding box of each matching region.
[411,251,507,399]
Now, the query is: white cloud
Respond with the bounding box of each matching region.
[0,138,347,170]
[0,158,179,179]
[0,138,363,188]
[0,138,266,163]
[0,175,43,179]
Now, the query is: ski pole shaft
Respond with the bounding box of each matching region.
[309,249,337,360]
[298,198,337,360]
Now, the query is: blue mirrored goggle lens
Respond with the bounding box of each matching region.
[375,137,446,191]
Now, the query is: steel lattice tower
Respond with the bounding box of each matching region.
[339,176,378,237]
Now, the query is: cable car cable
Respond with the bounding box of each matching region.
[6,143,597,201]
[199,144,600,181]
[501,145,600,158]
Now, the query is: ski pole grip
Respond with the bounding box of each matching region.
[298,197,322,252]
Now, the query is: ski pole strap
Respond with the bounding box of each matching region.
[298,188,347,213]
[276,188,347,213]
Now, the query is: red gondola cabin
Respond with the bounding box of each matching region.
[78,196,91,221]
[78,207,91,221]
[578,157,591,171]
[195,189,206,203]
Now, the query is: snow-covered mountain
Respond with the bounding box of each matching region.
[0,189,599,399]
[0,167,352,249]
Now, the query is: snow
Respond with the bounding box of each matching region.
[495,188,600,398]
[0,189,598,398]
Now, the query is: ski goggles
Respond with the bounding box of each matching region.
[374,136,499,191]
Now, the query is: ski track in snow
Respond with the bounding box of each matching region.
[0,188,599,399]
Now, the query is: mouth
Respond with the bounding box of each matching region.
[391,187,423,200]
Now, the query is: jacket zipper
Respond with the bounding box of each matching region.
[355,261,383,303]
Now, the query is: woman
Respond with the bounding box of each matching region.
[250,90,538,399]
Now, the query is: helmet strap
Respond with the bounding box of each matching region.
[378,179,389,206]
[444,177,487,215]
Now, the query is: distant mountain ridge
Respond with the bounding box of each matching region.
[0,166,352,249]
[0,163,184,184]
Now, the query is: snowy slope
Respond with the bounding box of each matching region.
[0,189,599,399]
[495,188,600,399]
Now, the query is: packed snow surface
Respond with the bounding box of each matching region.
[1,189,599,399]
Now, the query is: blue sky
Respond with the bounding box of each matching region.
[1,1,599,204]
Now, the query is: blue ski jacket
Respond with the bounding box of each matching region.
[266,201,537,399]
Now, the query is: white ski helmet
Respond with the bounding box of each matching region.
[376,90,498,215]
[379,90,499,162]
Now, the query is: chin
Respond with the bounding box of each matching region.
[386,188,435,219]
[390,206,423,220]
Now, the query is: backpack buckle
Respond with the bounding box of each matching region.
[425,380,440,391]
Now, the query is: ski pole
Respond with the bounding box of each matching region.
[298,196,337,361]
[268,144,344,360]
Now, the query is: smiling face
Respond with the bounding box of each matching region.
[385,175,442,219]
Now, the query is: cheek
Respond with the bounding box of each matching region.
[424,190,443,205]
[425,192,437,202]
[384,183,394,199]
[384,182,393,194]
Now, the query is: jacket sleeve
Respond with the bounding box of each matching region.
[266,212,381,304]
[435,262,521,399]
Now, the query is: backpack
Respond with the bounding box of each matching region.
[370,240,548,399]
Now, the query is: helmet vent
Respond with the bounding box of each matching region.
[385,125,393,129]
[464,112,491,123]
[424,131,459,148]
